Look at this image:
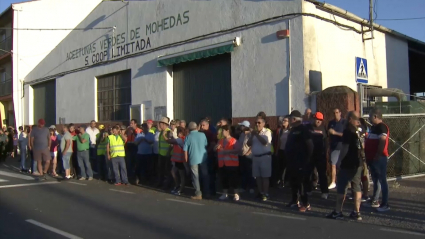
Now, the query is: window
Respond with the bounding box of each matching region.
[0,71,6,83]
[97,70,131,121]
[359,84,382,115]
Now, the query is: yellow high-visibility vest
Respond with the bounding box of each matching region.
[96,133,108,156]
[158,128,171,157]
[108,135,125,158]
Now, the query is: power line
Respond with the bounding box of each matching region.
[0,27,114,30]
[376,17,425,21]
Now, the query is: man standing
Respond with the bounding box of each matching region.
[238,121,255,194]
[302,108,312,125]
[179,120,187,129]
[127,119,142,182]
[74,125,93,180]
[327,111,364,220]
[184,122,208,200]
[248,117,273,201]
[30,119,51,180]
[135,123,155,184]
[18,126,28,172]
[96,125,109,181]
[200,119,218,196]
[285,111,314,212]
[0,129,8,162]
[157,117,173,188]
[86,120,99,172]
[60,125,73,180]
[365,108,390,212]
[308,112,329,198]
[106,125,129,186]
[328,108,346,189]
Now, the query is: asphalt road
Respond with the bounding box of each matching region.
[1,161,425,239]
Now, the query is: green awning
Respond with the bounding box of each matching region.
[157,39,238,67]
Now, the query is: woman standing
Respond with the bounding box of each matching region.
[18,127,29,172]
[13,130,18,158]
[164,126,187,195]
[6,128,13,158]
[275,116,291,188]
[49,128,59,177]
[215,125,240,201]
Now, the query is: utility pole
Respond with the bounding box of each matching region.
[369,0,374,40]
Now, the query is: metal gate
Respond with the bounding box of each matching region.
[173,53,232,124]
[33,80,56,126]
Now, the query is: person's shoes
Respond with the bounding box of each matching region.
[171,187,180,194]
[190,195,202,200]
[233,194,240,201]
[37,175,47,181]
[328,183,336,189]
[349,211,362,221]
[286,200,299,208]
[249,189,255,194]
[173,191,181,196]
[88,177,93,181]
[347,195,353,200]
[361,196,371,202]
[376,204,390,212]
[114,182,122,186]
[321,193,329,199]
[79,177,86,181]
[32,172,40,176]
[369,200,380,208]
[20,169,28,173]
[326,211,344,220]
[219,194,228,200]
[299,204,311,212]
[262,194,269,202]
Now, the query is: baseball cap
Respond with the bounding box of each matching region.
[289,110,302,118]
[147,119,153,124]
[49,125,56,129]
[238,120,250,128]
[314,112,324,121]
[38,119,45,125]
[99,124,105,130]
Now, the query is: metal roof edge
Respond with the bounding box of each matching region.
[304,0,425,46]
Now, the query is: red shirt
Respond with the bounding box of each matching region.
[365,122,389,161]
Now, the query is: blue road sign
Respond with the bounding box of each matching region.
[356,57,368,84]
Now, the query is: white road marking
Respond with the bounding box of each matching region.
[166,198,204,206]
[68,182,87,186]
[0,178,9,182]
[380,228,425,236]
[252,212,306,221]
[3,164,10,168]
[11,165,20,171]
[26,219,83,239]
[0,181,59,189]
[109,189,135,194]
[0,170,34,180]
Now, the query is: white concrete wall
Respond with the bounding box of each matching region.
[302,1,409,102]
[12,0,102,126]
[24,0,304,123]
[385,34,410,98]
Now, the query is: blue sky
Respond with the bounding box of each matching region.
[1,0,424,42]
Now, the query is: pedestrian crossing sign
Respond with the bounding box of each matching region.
[356,57,368,84]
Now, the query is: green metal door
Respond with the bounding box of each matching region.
[33,80,56,126]
[173,53,231,124]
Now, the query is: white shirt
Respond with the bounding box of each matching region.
[251,128,272,156]
[153,131,161,154]
[86,127,100,145]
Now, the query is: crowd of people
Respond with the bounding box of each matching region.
[0,107,391,221]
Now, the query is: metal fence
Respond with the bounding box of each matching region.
[382,114,425,177]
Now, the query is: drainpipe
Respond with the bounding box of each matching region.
[288,19,292,113]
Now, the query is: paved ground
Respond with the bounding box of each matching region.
[1,158,425,239]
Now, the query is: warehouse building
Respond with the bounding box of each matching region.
[18,0,425,126]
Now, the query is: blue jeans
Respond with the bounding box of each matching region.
[89,147,97,172]
[20,144,27,170]
[97,155,108,180]
[191,160,210,196]
[77,150,93,178]
[112,157,128,184]
[62,152,72,170]
[368,156,389,205]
